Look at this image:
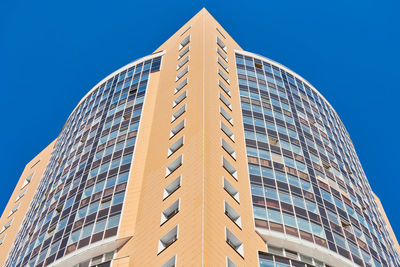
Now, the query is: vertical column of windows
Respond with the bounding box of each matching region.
[159,34,190,266]
[215,31,243,266]
[0,170,36,246]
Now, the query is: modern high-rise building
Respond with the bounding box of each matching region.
[0,8,399,267]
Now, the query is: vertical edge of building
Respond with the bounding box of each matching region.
[372,192,400,257]
[115,8,267,267]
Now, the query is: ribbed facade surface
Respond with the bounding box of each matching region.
[0,8,398,267]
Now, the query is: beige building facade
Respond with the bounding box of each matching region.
[0,8,399,267]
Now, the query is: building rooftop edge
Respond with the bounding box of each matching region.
[59,51,165,132]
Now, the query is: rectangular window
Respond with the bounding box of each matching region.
[220,92,232,110]
[225,201,241,228]
[177,56,189,70]
[220,106,233,125]
[175,78,188,94]
[168,136,184,157]
[219,80,231,97]
[161,199,180,225]
[176,66,188,81]
[217,36,227,52]
[178,46,189,59]
[68,229,81,245]
[107,214,121,229]
[8,203,20,217]
[0,218,13,234]
[223,178,239,202]
[81,223,94,239]
[222,138,236,160]
[171,104,186,123]
[334,232,348,249]
[180,25,191,36]
[170,120,185,139]
[227,257,237,267]
[166,155,183,177]
[218,48,228,62]
[164,176,181,200]
[218,68,230,84]
[268,245,284,255]
[223,157,237,180]
[161,255,177,267]
[218,57,229,73]
[30,159,40,168]
[57,217,68,231]
[21,173,33,189]
[158,226,178,254]
[94,220,107,234]
[221,121,234,141]
[216,27,226,39]
[173,91,187,108]
[15,189,26,202]
[226,228,244,257]
[179,35,190,50]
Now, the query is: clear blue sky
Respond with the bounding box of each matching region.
[1,0,399,237]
